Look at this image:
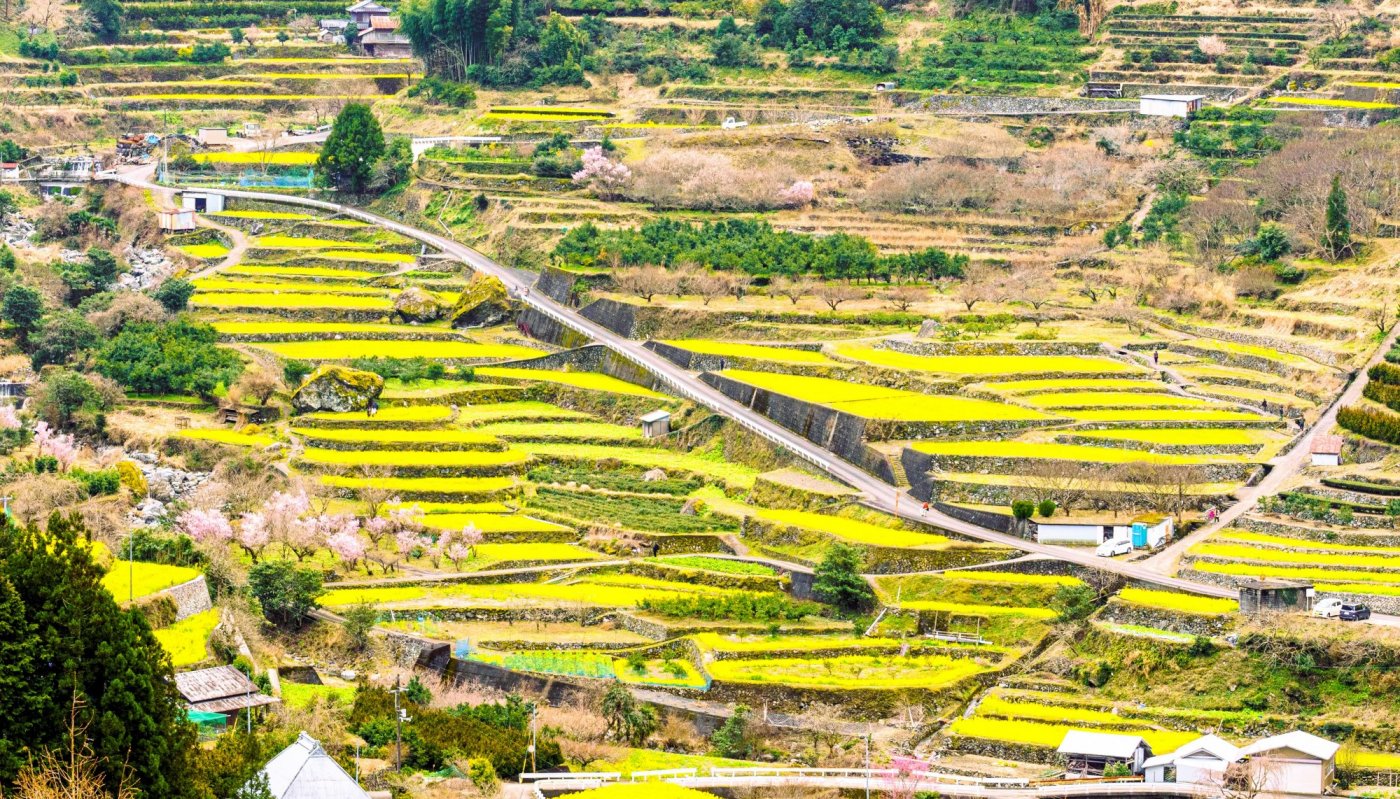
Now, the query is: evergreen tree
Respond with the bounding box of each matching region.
[2,284,43,344]
[812,542,875,612]
[82,0,123,42]
[317,104,385,194]
[1323,173,1352,261]
[0,513,197,796]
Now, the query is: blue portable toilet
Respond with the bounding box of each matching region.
[1131,523,1148,549]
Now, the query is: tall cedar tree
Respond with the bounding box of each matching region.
[1323,173,1352,261]
[317,104,386,194]
[812,542,875,611]
[0,513,197,796]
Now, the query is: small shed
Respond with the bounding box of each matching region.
[1310,434,1342,467]
[1238,730,1339,795]
[1059,731,1152,776]
[181,191,226,214]
[874,81,898,92]
[158,207,196,233]
[1139,94,1206,118]
[196,128,229,145]
[1238,578,1313,614]
[257,731,373,799]
[640,409,671,438]
[0,162,19,182]
[176,665,280,720]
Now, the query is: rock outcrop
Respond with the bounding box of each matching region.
[393,286,447,322]
[292,366,384,413]
[449,274,514,328]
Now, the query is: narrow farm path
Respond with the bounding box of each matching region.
[1142,319,1400,576]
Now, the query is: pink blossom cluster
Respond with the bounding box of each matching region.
[776,180,815,208]
[178,507,234,543]
[0,405,21,431]
[572,146,632,196]
[33,421,78,471]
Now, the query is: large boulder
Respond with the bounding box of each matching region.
[292,366,384,413]
[394,286,447,323]
[449,273,514,329]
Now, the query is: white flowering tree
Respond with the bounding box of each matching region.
[572,146,632,199]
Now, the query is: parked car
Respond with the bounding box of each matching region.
[1339,603,1372,621]
[1096,538,1133,557]
[1313,598,1343,618]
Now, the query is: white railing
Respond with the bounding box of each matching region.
[519,772,621,783]
[630,768,698,781]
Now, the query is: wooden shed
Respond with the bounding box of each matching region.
[175,665,279,719]
[158,207,196,233]
[640,409,671,438]
[1238,578,1313,614]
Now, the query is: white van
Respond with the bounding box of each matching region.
[1313,597,1343,618]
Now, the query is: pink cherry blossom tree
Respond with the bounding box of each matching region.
[776,180,815,208]
[33,421,78,471]
[237,511,270,562]
[0,405,21,430]
[328,528,368,573]
[178,507,233,544]
[572,146,632,199]
[424,530,446,569]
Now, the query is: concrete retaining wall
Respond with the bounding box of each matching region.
[163,576,212,621]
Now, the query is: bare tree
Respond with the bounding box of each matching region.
[1214,756,1285,799]
[814,283,864,311]
[727,273,754,302]
[770,275,814,305]
[14,694,136,799]
[613,266,675,303]
[1011,263,1056,313]
[1369,293,1395,335]
[691,272,731,306]
[953,263,1003,312]
[885,284,926,312]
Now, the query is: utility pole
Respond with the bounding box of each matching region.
[393,675,403,771]
[529,704,537,772]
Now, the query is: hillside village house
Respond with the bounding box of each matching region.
[320,1,414,57]
[255,731,381,799]
[1311,434,1343,466]
[1143,731,1339,795]
[175,665,279,722]
[1033,514,1172,548]
[1058,731,1152,776]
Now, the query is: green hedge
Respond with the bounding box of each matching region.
[1338,405,1400,445]
[1320,477,1400,497]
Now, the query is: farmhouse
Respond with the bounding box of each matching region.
[1240,730,1339,794]
[1033,514,1172,547]
[359,17,414,58]
[347,0,392,27]
[256,731,374,799]
[1144,731,1339,795]
[1143,734,1242,786]
[1139,94,1206,117]
[1310,434,1343,466]
[175,665,279,720]
[1058,731,1152,776]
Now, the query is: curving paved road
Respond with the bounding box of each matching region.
[110,168,1288,599]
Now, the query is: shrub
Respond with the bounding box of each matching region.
[97,318,243,398]
[152,278,195,313]
[638,592,819,621]
[467,758,498,794]
[1037,499,1057,518]
[1340,404,1400,444]
[405,75,476,108]
[71,467,121,497]
[1011,500,1035,521]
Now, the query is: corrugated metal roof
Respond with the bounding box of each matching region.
[1240,730,1339,761]
[260,732,372,799]
[176,665,259,703]
[1057,730,1148,759]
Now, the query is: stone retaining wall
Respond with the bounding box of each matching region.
[1237,516,1400,547]
[917,454,1255,483]
[1098,598,1231,636]
[1139,315,1340,369]
[1055,434,1261,456]
[1181,564,1400,614]
[896,337,1107,356]
[907,95,1137,115]
[517,306,591,349]
[163,576,213,621]
[491,343,668,396]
